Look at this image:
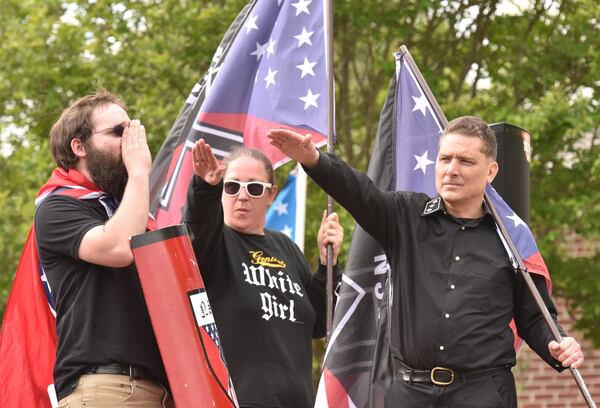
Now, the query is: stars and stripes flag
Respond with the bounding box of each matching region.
[315,47,551,407]
[265,164,307,251]
[150,0,329,227]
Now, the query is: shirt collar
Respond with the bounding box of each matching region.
[422,196,445,216]
[421,196,494,219]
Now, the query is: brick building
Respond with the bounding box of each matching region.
[514,297,600,407]
[514,232,599,406]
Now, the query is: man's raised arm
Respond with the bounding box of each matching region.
[267,129,320,168]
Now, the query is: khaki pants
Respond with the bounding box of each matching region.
[58,374,170,407]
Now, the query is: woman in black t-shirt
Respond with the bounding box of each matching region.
[184,139,343,408]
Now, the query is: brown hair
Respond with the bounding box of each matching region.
[49,90,126,169]
[224,147,274,184]
[441,116,497,159]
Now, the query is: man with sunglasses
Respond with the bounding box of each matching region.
[184,139,344,408]
[33,90,169,406]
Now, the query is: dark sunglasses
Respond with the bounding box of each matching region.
[223,180,272,198]
[92,124,125,137]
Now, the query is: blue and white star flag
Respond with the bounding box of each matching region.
[151,0,329,227]
[266,165,307,251]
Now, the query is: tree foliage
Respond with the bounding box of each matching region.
[1,0,598,352]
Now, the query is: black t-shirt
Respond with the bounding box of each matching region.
[35,195,167,400]
[185,176,333,408]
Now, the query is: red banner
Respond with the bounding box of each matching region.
[131,224,238,407]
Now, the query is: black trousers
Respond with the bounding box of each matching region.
[383,368,517,408]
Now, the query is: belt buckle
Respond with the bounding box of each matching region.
[430,366,454,386]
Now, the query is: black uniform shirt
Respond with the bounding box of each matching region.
[306,152,564,372]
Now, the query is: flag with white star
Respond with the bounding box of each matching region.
[189,288,222,348]
[316,49,551,408]
[265,165,307,251]
[150,0,328,227]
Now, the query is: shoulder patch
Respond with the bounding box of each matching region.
[423,197,442,215]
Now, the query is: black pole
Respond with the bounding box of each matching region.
[324,0,335,339]
[399,44,596,408]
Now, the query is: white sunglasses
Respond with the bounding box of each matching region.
[223,180,272,198]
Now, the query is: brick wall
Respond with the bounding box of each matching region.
[514,297,600,407]
[562,233,600,258]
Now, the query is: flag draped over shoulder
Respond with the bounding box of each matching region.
[266,165,307,251]
[0,169,105,408]
[151,0,328,227]
[315,48,551,408]
[0,229,58,408]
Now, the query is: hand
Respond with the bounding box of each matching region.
[317,210,344,265]
[121,119,151,178]
[548,337,584,369]
[192,139,226,185]
[267,129,320,168]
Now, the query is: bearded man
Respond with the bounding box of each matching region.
[34,90,169,407]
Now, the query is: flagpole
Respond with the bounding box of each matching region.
[398,45,596,408]
[324,0,335,339]
[483,195,597,408]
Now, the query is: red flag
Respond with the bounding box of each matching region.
[131,225,239,407]
[0,228,58,407]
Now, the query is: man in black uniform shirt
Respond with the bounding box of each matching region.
[268,116,584,407]
[35,91,168,406]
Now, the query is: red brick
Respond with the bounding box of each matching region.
[515,296,600,406]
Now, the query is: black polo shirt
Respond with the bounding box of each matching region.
[306,152,564,372]
[35,195,167,400]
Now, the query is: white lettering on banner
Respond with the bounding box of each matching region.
[242,263,304,297]
[374,254,390,276]
[189,291,215,326]
[373,254,390,300]
[260,292,297,322]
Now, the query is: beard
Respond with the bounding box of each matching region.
[84,141,128,200]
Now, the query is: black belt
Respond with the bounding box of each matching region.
[396,361,510,387]
[83,363,155,382]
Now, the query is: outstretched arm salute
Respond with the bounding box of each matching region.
[267,129,320,168]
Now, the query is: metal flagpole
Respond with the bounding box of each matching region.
[484,194,597,408]
[324,0,335,339]
[399,45,596,408]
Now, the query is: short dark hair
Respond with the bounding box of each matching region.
[49,90,126,169]
[441,116,497,159]
[224,147,274,184]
